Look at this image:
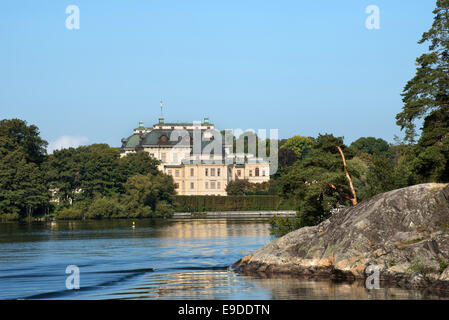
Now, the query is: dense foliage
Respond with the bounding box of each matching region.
[174,195,281,212]
[396,0,449,182]
[225,180,279,195]
[0,119,49,220]
[0,119,176,221]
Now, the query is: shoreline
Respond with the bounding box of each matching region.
[232,259,449,296]
[0,210,296,222]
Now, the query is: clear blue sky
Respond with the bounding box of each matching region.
[0,0,436,150]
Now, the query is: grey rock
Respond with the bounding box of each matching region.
[232,183,449,293]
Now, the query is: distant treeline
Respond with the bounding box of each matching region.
[0,118,176,221]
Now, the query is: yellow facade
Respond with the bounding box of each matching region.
[163,162,270,196]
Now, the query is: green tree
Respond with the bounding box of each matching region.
[275,134,358,234]
[0,120,50,218]
[396,0,449,182]
[77,144,123,200]
[350,137,392,158]
[0,119,48,164]
[43,147,83,205]
[121,173,175,218]
[118,151,161,179]
[277,148,298,172]
[226,180,253,195]
[86,196,123,219]
[280,135,314,159]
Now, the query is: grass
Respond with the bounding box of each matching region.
[407,259,433,276]
[388,258,397,267]
[439,259,449,274]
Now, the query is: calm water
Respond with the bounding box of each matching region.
[0,218,446,300]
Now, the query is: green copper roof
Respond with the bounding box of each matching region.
[123,134,141,148]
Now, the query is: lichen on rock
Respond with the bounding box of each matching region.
[232,183,449,293]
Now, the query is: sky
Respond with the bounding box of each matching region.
[0,0,437,152]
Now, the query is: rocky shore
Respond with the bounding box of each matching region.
[232,183,449,293]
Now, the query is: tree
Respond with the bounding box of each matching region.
[118,151,161,178]
[0,120,49,218]
[396,0,449,143]
[0,119,48,164]
[396,0,449,182]
[280,135,314,159]
[278,148,298,169]
[226,180,253,195]
[350,137,392,158]
[409,109,449,182]
[277,134,358,231]
[86,196,123,219]
[121,173,175,218]
[225,179,275,195]
[43,147,83,205]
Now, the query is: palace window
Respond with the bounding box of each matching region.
[217,182,221,189]
[205,182,209,189]
[190,168,195,177]
[175,183,179,188]
[211,168,215,176]
[168,170,172,176]
[161,153,167,162]
[175,170,179,177]
[205,168,208,176]
[217,168,221,177]
[211,181,216,189]
[255,167,259,177]
[190,182,194,189]
[249,170,252,177]
[237,170,241,177]
[262,170,265,176]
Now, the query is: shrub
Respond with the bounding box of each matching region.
[154,200,175,218]
[86,196,123,219]
[388,258,397,267]
[439,259,449,274]
[57,206,84,220]
[408,259,433,276]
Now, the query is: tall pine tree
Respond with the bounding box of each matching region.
[396,0,449,182]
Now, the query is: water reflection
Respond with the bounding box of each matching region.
[0,219,447,300]
[97,270,449,300]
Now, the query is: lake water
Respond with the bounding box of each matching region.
[0,218,446,300]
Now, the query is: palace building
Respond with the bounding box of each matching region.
[120,116,270,195]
